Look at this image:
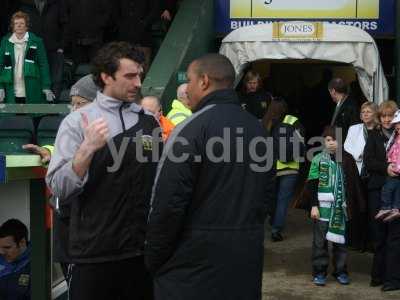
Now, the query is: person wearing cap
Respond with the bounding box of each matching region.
[22,74,98,162]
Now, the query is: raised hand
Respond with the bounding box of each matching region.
[81,112,109,153]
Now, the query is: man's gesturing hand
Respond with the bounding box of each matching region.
[72,113,109,179]
[81,113,109,153]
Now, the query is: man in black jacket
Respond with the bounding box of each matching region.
[116,0,160,71]
[19,0,68,98]
[329,77,360,140]
[145,54,275,300]
[66,0,113,65]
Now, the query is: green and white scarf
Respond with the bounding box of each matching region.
[318,151,347,244]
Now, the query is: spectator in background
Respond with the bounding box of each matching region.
[329,78,360,140]
[343,101,378,251]
[23,74,98,162]
[239,70,272,119]
[66,0,112,65]
[0,11,54,104]
[0,219,31,300]
[19,0,69,99]
[141,95,175,141]
[116,0,160,72]
[166,83,192,125]
[161,0,177,22]
[263,97,305,242]
[344,102,379,174]
[364,100,400,291]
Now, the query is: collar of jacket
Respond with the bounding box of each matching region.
[5,32,41,44]
[94,91,144,114]
[0,244,31,278]
[193,88,240,113]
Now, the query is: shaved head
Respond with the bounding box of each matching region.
[141,96,161,115]
[191,54,235,88]
[177,83,188,101]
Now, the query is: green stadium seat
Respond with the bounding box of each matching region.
[36,115,65,146]
[0,116,34,155]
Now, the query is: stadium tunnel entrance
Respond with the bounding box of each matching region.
[236,58,361,140]
[220,22,389,140]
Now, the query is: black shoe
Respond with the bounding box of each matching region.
[370,279,383,287]
[381,284,400,292]
[271,232,283,242]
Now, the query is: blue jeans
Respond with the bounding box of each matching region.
[381,177,400,210]
[272,174,298,233]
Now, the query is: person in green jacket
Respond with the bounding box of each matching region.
[0,11,54,104]
[166,83,192,125]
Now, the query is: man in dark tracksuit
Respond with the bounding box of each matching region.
[145,54,276,300]
[46,42,161,300]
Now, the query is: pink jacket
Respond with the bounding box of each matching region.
[387,134,400,173]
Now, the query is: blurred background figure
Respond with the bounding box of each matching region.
[345,102,379,174]
[19,0,69,99]
[0,11,54,104]
[329,77,360,140]
[263,97,305,242]
[115,0,160,72]
[141,95,174,141]
[166,83,192,125]
[239,70,272,119]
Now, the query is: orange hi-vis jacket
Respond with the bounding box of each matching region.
[159,115,175,141]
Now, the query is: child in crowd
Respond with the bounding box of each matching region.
[307,126,350,286]
[375,110,400,222]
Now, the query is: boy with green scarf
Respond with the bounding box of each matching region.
[308,126,350,286]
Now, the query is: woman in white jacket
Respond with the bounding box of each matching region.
[344,101,379,174]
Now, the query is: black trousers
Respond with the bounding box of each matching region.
[372,216,400,287]
[69,256,153,300]
[312,220,348,277]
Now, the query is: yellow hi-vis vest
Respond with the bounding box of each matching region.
[276,115,300,171]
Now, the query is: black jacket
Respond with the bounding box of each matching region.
[66,0,112,42]
[19,0,68,52]
[0,1,19,37]
[331,96,360,139]
[145,89,275,300]
[364,128,391,190]
[240,89,272,119]
[116,0,160,47]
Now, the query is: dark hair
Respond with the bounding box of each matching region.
[328,78,349,94]
[0,219,28,244]
[192,53,235,88]
[92,42,145,89]
[262,97,288,132]
[322,126,337,140]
